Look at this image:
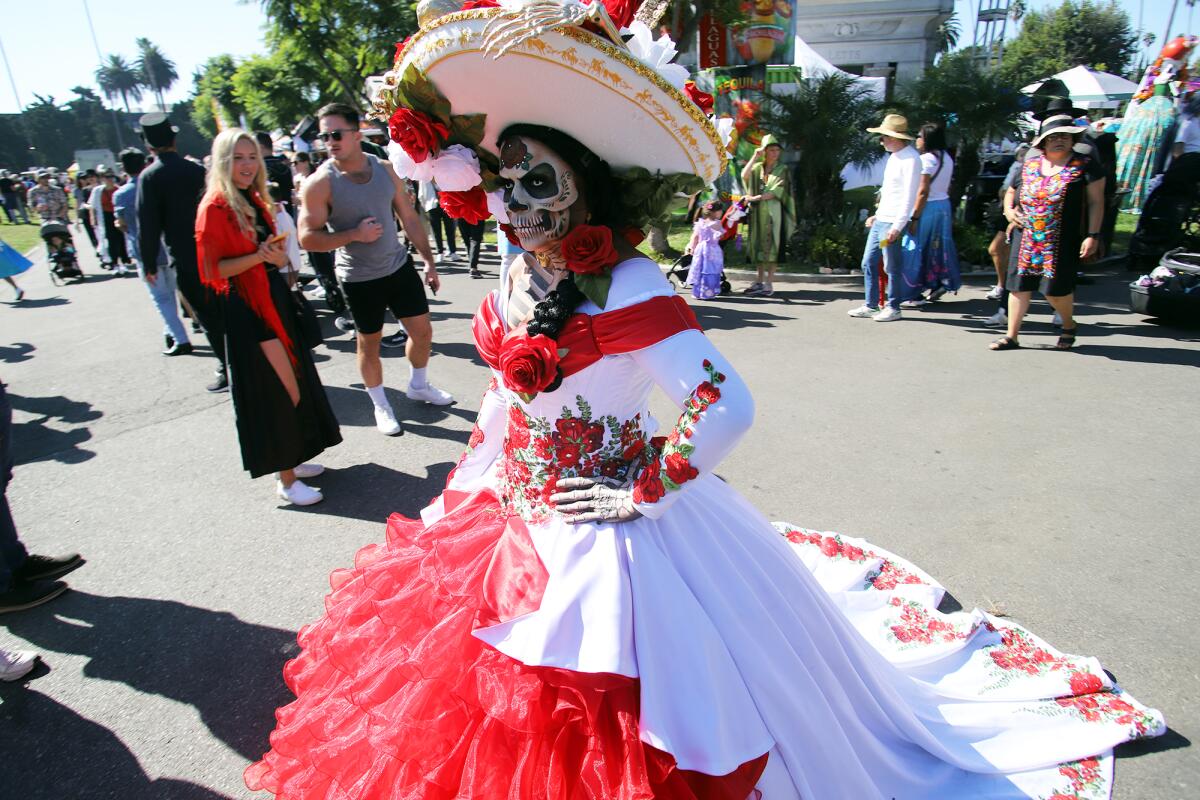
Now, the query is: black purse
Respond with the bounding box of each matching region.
[290,288,323,349]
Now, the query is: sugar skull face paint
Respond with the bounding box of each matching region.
[498,135,582,253]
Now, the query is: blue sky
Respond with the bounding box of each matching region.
[0,0,1189,115]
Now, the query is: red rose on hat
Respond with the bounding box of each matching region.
[684,81,715,115]
[499,330,560,395]
[499,223,522,247]
[560,224,618,276]
[439,186,490,225]
[388,107,448,163]
[461,0,499,8]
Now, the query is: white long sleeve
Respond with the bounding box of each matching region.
[628,329,755,519]
[875,147,922,231]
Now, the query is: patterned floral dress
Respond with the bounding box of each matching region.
[1008,150,1104,297]
[246,257,1164,799]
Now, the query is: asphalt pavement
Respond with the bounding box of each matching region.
[1,240,1196,798]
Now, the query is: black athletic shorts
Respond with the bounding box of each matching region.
[342,257,429,335]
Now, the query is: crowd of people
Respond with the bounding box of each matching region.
[0,7,1177,794]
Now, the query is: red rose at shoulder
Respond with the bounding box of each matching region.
[499,223,521,248]
[684,81,715,115]
[388,107,448,164]
[499,330,560,395]
[663,452,698,485]
[1068,672,1105,695]
[560,224,618,276]
[439,186,490,225]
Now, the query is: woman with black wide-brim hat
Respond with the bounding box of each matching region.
[245,2,1162,796]
[991,113,1106,351]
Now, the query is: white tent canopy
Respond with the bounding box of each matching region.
[1021,65,1139,103]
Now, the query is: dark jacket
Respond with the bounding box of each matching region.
[137,151,206,275]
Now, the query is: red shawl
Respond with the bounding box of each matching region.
[194,191,295,362]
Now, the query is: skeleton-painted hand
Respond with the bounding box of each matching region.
[549,476,644,525]
[483,0,623,58]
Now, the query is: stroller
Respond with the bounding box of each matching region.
[40,221,84,284]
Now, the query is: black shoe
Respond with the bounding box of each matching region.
[381,330,409,348]
[207,373,229,393]
[470,269,483,278]
[190,320,202,333]
[14,553,83,583]
[0,580,68,614]
[163,342,194,357]
[164,333,176,350]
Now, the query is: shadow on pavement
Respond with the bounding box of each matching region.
[292,460,456,522]
[6,296,72,309]
[3,590,298,767]
[0,686,231,799]
[0,342,35,363]
[323,385,473,445]
[1115,726,1191,759]
[9,392,102,466]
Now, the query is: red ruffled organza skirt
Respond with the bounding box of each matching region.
[244,489,766,799]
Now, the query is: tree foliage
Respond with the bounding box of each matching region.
[232,52,319,131]
[759,72,881,221]
[191,55,245,136]
[136,38,179,111]
[250,0,420,107]
[95,55,144,113]
[998,0,1138,88]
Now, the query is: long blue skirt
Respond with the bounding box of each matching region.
[0,239,33,279]
[905,198,961,293]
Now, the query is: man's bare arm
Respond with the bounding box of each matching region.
[297,172,376,252]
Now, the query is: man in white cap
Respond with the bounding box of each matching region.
[849,114,921,322]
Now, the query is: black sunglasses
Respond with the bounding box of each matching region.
[316,129,356,143]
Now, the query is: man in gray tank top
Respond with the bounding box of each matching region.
[299,103,452,436]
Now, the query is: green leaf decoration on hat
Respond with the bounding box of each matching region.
[573,270,614,310]
[447,113,487,149]
[396,64,452,127]
[614,168,705,229]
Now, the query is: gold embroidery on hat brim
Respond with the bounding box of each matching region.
[386,8,727,181]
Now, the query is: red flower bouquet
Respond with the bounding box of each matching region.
[439,186,490,225]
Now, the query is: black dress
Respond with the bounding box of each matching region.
[224,195,341,477]
[1007,148,1105,297]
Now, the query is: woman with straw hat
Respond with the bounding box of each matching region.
[741,132,794,296]
[991,114,1106,351]
[244,3,1162,796]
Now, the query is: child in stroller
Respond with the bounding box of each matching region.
[40,221,84,284]
[667,197,748,296]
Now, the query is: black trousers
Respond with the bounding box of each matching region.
[80,210,99,248]
[308,250,346,314]
[174,259,227,372]
[102,210,131,264]
[456,219,484,271]
[430,206,458,254]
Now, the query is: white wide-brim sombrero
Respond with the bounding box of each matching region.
[392,8,725,183]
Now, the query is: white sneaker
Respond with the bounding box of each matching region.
[308,285,327,299]
[374,404,403,435]
[742,281,763,294]
[277,479,324,506]
[985,285,1005,301]
[899,299,928,309]
[847,304,880,318]
[406,382,454,406]
[293,463,325,479]
[333,315,355,332]
[0,648,38,681]
[983,309,1008,328]
[1052,311,1063,327]
[873,307,903,322]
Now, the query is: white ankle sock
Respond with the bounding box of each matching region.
[366,384,390,408]
[410,366,428,390]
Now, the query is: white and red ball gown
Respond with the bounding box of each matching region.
[245,256,1164,799]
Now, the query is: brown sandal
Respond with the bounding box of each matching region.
[1055,326,1078,350]
[989,336,1021,351]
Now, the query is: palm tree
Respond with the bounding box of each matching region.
[135,38,178,111]
[934,12,961,55]
[95,54,144,113]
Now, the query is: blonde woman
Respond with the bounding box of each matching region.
[196,130,342,505]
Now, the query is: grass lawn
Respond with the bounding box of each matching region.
[1113,211,1136,256]
[0,222,46,258]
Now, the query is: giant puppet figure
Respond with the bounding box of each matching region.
[245,1,1166,797]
